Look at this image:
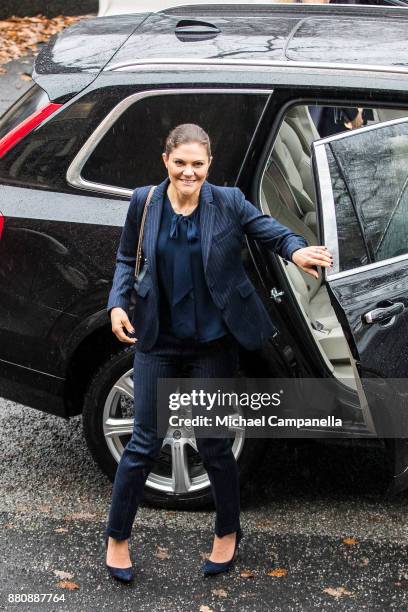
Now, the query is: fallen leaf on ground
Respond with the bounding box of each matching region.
[38,505,51,512]
[63,511,96,521]
[212,588,227,597]
[56,580,79,590]
[199,606,213,612]
[199,551,210,560]
[255,519,274,529]
[54,527,68,533]
[323,586,354,599]
[267,568,288,577]
[342,537,358,545]
[19,72,31,81]
[53,570,74,580]
[240,569,255,578]
[155,546,170,560]
[3,522,13,528]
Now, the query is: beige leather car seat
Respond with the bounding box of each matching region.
[285,105,321,154]
[272,121,316,217]
[261,119,351,364]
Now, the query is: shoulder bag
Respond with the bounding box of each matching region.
[128,185,156,319]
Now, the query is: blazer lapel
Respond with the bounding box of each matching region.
[199,180,216,272]
[144,177,168,290]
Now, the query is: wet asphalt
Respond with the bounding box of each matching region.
[1,54,408,611]
[1,399,408,611]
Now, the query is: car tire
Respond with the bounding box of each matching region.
[82,347,267,509]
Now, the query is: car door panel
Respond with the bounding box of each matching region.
[312,116,408,490]
[0,185,127,375]
[328,261,408,377]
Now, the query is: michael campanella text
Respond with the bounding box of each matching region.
[168,415,343,428]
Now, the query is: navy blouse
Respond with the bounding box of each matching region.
[156,191,228,342]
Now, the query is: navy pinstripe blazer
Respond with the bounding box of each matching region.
[106,176,308,351]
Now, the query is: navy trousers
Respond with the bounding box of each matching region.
[105,332,241,540]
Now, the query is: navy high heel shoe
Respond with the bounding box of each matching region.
[202,528,243,576]
[105,535,135,584]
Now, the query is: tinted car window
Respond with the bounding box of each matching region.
[325,145,369,272]
[81,93,269,188]
[327,121,408,265]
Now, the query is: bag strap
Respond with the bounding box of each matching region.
[135,185,156,279]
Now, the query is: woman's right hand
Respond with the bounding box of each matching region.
[110,307,137,344]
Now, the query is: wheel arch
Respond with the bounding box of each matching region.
[64,317,123,418]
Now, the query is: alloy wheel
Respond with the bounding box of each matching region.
[102,367,246,495]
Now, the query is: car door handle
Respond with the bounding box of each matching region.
[363,302,405,324]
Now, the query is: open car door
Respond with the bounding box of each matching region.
[311,116,408,493]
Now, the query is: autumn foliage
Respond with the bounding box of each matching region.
[0,14,91,73]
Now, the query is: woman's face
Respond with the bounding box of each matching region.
[162,141,212,198]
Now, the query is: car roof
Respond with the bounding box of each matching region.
[33,4,408,100]
[98,0,408,17]
[99,0,370,16]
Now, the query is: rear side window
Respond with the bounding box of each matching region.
[0,84,49,140]
[80,92,269,189]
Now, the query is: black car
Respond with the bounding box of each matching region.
[1,3,408,509]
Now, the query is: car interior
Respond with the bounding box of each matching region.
[260,103,408,390]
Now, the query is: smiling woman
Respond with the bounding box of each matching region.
[162,123,212,215]
[103,120,331,583]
